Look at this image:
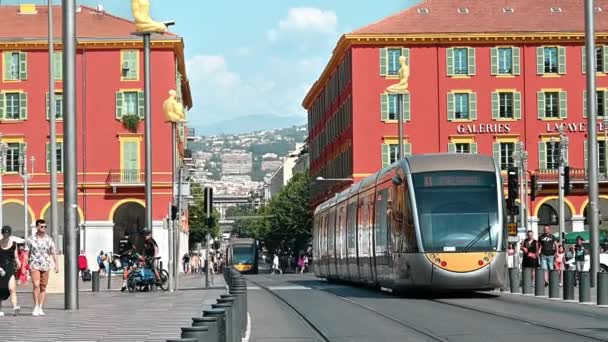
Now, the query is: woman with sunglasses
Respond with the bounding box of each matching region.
[0,225,21,316]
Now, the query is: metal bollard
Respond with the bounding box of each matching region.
[229,289,247,336]
[181,326,209,342]
[522,268,533,295]
[535,268,545,297]
[166,339,198,342]
[107,266,111,289]
[204,309,226,342]
[549,270,560,299]
[508,268,519,293]
[563,270,575,301]
[192,317,219,342]
[92,271,100,292]
[212,303,234,342]
[217,298,239,342]
[579,271,592,303]
[598,272,608,306]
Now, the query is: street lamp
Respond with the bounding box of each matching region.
[315,177,354,182]
[18,148,34,239]
[0,135,8,228]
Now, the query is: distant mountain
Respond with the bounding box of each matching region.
[195,114,306,135]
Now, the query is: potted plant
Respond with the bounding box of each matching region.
[122,114,140,132]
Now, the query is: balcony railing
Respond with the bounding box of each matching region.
[107,169,144,192]
[535,167,587,183]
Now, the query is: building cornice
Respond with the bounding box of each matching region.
[302,31,608,108]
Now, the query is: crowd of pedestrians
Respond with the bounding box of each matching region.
[181,251,224,275]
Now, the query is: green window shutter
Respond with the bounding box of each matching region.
[539,141,547,170]
[492,142,501,167]
[490,48,498,75]
[514,92,522,120]
[537,47,545,74]
[18,52,27,80]
[115,91,124,119]
[401,48,410,65]
[512,47,521,75]
[2,52,10,80]
[559,91,567,119]
[127,51,138,79]
[603,46,608,73]
[447,93,455,121]
[123,141,139,171]
[19,92,27,120]
[402,93,410,121]
[137,91,145,118]
[46,92,50,119]
[46,143,51,173]
[467,47,476,75]
[379,48,387,76]
[469,92,477,120]
[470,143,478,154]
[0,93,4,119]
[53,52,62,80]
[583,90,588,118]
[491,92,499,119]
[537,91,546,119]
[380,94,388,120]
[584,140,588,172]
[404,143,411,156]
[381,144,390,167]
[446,48,454,76]
[58,142,64,172]
[604,90,608,117]
[558,47,566,74]
[582,47,587,74]
[448,143,456,153]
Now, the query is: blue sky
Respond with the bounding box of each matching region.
[7,1,420,128]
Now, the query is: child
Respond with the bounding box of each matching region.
[15,244,28,286]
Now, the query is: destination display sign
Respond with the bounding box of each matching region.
[421,174,488,187]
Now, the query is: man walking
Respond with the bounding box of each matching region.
[538,225,558,286]
[26,219,59,317]
[119,232,134,292]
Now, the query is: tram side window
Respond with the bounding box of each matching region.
[328,210,336,258]
[391,177,418,253]
[321,215,327,260]
[375,188,389,255]
[338,206,346,259]
[347,201,357,257]
[359,195,371,257]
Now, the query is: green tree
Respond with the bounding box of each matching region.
[188,183,221,248]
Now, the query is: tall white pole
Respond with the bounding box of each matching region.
[48,0,59,249]
[143,34,153,232]
[0,134,5,229]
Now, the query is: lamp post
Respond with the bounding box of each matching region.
[0,136,8,228]
[48,0,60,249]
[557,126,569,246]
[18,148,34,239]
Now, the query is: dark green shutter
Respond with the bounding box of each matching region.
[46,143,51,173]
[491,92,499,119]
[467,48,476,75]
[402,93,410,121]
[137,91,144,118]
[448,143,456,153]
[379,48,387,76]
[493,142,501,168]
[19,92,27,119]
[490,48,498,75]
[115,92,124,119]
[53,51,62,80]
[18,52,27,80]
[471,143,478,154]
[447,93,455,120]
[582,47,587,74]
[537,91,545,119]
[469,93,477,120]
[558,47,566,74]
[559,91,567,119]
[512,47,521,75]
[537,47,545,74]
[446,48,454,76]
[583,90,588,118]
[381,144,390,167]
[0,93,4,119]
[539,142,547,170]
[514,92,522,120]
[380,94,388,120]
[404,143,411,156]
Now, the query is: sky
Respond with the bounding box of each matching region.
[5,0,420,128]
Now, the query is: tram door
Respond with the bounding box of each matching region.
[346,198,359,281]
[374,185,390,282]
[327,207,337,278]
[358,190,375,283]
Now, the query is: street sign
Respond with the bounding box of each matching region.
[507,222,517,236]
[508,235,520,243]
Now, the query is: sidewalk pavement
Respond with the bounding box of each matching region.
[1,274,227,342]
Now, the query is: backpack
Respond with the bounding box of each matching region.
[82,269,92,281]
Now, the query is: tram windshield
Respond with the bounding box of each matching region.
[233,245,255,264]
[412,170,500,253]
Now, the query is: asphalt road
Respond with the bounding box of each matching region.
[246,273,608,342]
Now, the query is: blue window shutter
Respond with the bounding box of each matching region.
[402,93,410,121]
[559,91,567,119]
[491,92,499,119]
[446,48,454,76]
[558,47,566,75]
[537,91,545,119]
[539,141,547,170]
[379,48,388,76]
[490,48,498,75]
[469,93,477,120]
[512,47,521,75]
[447,93,455,121]
[537,47,545,74]
[514,92,522,120]
[467,48,476,75]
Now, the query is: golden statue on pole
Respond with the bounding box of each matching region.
[131,0,167,33]
[163,90,185,122]
[386,55,410,94]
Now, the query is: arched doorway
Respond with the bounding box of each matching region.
[112,201,145,253]
[2,201,34,239]
[582,198,608,231]
[537,199,573,233]
[41,202,82,254]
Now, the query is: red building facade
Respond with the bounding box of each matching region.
[304,0,608,235]
[0,5,192,260]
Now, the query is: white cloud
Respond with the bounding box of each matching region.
[236,47,252,56]
[186,55,240,89]
[267,7,338,42]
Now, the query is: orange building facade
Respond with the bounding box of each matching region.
[303,0,608,235]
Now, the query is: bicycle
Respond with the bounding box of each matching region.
[126,257,169,292]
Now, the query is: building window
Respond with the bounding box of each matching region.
[500,142,515,170]
[121,50,138,80]
[380,48,409,77]
[120,139,141,182]
[5,143,22,173]
[115,90,144,119]
[455,93,469,119]
[3,51,26,81]
[380,93,410,121]
[597,47,604,72]
[381,142,411,167]
[544,47,558,73]
[449,141,477,154]
[387,48,401,75]
[46,92,63,119]
[5,93,20,119]
[498,48,512,74]
[546,142,561,169]
[584,90,607,118]
[46,142,64,173]
[492,47,520,75]
[388,94,398,119]
[499,93,513,118]
[454,48,468,74]
[545,92,559,118]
